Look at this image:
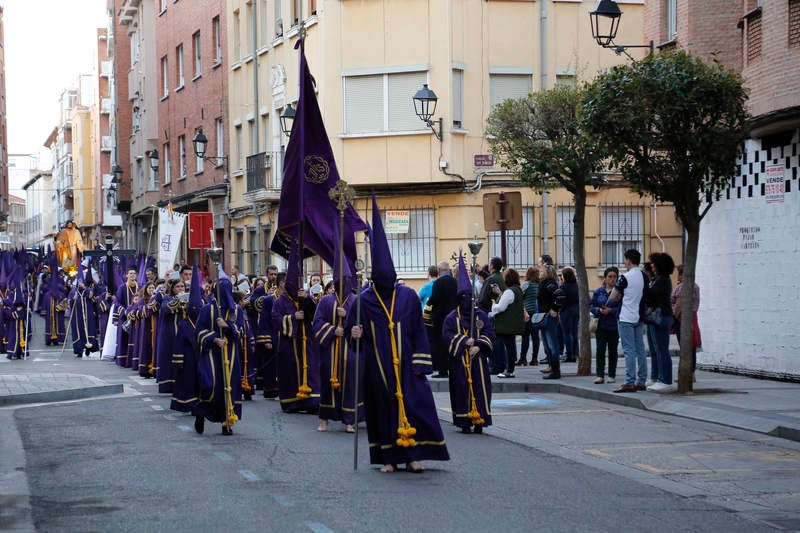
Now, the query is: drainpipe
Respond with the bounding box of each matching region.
[653,201,665,252]
[540,0,549,255]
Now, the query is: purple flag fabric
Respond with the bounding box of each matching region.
[270,41,367,271]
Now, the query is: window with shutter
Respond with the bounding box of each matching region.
[452,69,464,128]
[344,75,384,133]
[388,72,427,131]
[600,206,643,267]
[490,74,531,109]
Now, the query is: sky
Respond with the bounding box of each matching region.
[2,0,108,158]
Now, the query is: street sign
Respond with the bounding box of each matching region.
[188,212,214,249]
[473,153,495,167]
[384,210,410,234]
[482,191,523,232]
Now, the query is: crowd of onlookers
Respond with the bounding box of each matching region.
[418,249,701,393]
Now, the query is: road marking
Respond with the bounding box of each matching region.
[238,469,261,482]
[178,425,192,432]
[214,452,233,462]
[491,398,559,407]
[163,414,177,421]
[493,409,611,416]
[305,522,335,533]
[271,493,293,507]
[142,397,153,402]
[151,405,164,411]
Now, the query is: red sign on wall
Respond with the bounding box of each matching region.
[188,212,214,249]
[473,153,495,167]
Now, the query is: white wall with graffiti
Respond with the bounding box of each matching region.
[696,130,800,379]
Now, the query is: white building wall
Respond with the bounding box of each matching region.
[696,131,800,379]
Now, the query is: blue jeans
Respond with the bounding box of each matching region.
[542,315,561,368]
[559,308,579,360]
[618,321,646,386]
[520,321,540,362]
[648,320,672,384]
[491,332,506,374]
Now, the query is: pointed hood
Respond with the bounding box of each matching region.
[457,252,474,317]
[0,261,7,288]
[13,280,26,305]
[284,245,302,298]
[188,262,203,320]
[369,192,396,294]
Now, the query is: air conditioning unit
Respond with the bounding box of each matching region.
[213,214,226,229]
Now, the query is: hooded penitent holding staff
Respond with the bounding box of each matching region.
[442,253,495,434]
[347,194,449,473]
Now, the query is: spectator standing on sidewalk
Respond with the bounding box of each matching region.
[589,267,620,384]
[538,264,563,380]
[671,264,701,382]
[609,249,647,393]
[558,266,580,363]
[490,268,524,378]
[427,261,459,378]
[418,265,438,311]
[517,267,540,366]
[645,252,675,392]
[478,257,507,374]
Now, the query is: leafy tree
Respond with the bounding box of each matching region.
[487,86,607,377]
[583,50,749,392]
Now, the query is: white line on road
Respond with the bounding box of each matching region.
[163,414,177,421]
[214,452,233,462]
[142,397,153,402]
[238,469,261,482]
[305,522,335,533]
[177,425,192,432]
[270,494,293,507]
[151,405,164,411]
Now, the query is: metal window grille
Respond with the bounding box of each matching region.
[382,208,435,273]
[600,205,644,267]
[555,205,575,268]
[489,206,537,270]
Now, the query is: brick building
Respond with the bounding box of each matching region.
[646,0,800,379]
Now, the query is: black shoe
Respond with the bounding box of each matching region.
[194,415,205,434]
[461,426,472,434]
[244,392,253,401]
[222,425,233,436]
[542,372,561,380]
[474,425,483,434]
[75,354,82,358]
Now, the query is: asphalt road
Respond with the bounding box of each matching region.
[14,380,773,533]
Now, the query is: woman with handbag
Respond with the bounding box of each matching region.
[643,253,675,392]
[537,264,563,380]
[489,268,524,378]
[517,267,541,366]
[589,267,620,384]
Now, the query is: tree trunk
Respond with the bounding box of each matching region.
[677,225,700,393]
[573,188,592,376]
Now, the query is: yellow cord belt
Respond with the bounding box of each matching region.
[295,300,312,399]
[374,289,417,448]
[458,309,484,425]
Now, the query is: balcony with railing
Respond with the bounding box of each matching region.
[243,151,282,203]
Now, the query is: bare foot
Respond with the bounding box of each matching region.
[344,424,355,433]
[317,420,328,432]
[406,461,425,473]
[379,464,396,473]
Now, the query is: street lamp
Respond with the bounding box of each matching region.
[589,0,653,58]
[280,103,296,137]
[147,149,160,171]
[412,83,442,141]
[192,129,208,159]
[110,164,124,188]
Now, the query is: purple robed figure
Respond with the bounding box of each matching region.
[94,282,112,349]
[313,291,365,429]
[442,254,495,433]
[171,264,203,413]
[257,291,278,398]
[44,271,67,346]
[271,251,320,413]
[194,278,245,434]
[346,194,449,470]
[136,290,159,378]
[4,283,29,360]
[245,285,269,395]
[114,278,139,367]
[157,289,183,393]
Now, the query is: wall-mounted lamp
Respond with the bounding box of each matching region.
[412,84,442,141]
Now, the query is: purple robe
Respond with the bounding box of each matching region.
[0,287,11,354]
[157,294,182,393]
[194,303,244,423]
[257,294,278,398]
[313,293,365,425]
[442,307,495,429]
[136,298,159,378]
[94,284,111,348]
[69,286,99,355]
[170,297,202,413]
[271,293,320,413]
[4,305,29,359]
[346,284,449,465]
[115,283,139,367]
[44,293,67,345]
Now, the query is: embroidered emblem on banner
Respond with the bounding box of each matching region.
[304,155,329,184]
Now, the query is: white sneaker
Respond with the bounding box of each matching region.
[647,381,665,392]
[606,377,616,383]
[658,382,676,393]
[645,379,656,387]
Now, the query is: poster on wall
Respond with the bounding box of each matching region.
[765,164,785,203]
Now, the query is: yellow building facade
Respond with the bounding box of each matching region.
[70,106,97,235]
[227,0,683,287]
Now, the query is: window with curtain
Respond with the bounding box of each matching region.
[344,71,428,134]
[600,206,643,267]
[489,73,531,109]
[176,44,184,88]
[452,68,464,128]
[192,32,201,77]
[383,208,435,273]
[161,56,169,97]
[178,135,186,179]
[163,143,171,184]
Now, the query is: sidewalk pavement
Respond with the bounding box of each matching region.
[429,358,800,443]
[2,349,799,443]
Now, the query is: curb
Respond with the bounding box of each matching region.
[0,384,124,407]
